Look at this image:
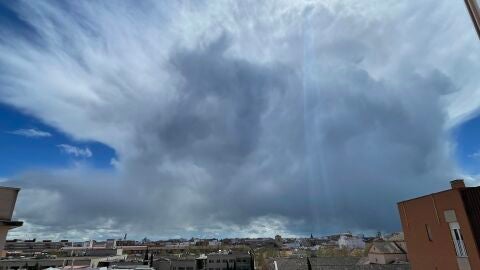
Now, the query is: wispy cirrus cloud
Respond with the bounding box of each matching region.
[57,144,92,158]
[8,128,52,138]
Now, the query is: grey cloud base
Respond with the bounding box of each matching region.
[1,0,478,239]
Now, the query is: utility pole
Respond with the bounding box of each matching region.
[465,0,480,39]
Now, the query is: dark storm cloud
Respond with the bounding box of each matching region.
[149,35,280,163]
[1,1,479,239]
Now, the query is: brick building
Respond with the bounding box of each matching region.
[398,180,480,270]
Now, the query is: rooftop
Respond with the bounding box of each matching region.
[269,257,410,270]
[369,242,405,255]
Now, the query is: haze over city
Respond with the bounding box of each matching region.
[1,0,480,242]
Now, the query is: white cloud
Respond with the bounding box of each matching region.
[57,144,92,158]
[469,151,480,159]
[8,128,52,138]
[0,0,479,239]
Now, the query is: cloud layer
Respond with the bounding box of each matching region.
[1,1,479,240]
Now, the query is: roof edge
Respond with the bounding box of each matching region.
[0,186,20,191]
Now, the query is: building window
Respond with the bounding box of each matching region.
[425,224,433,241]
[217,260,220,263]
[186,267,193,270]
[229,259,234,263]
[449,222,468,257]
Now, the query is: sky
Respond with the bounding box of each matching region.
[0,0,479,241]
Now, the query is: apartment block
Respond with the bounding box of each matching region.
[397,180,480,270]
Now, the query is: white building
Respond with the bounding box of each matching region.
[338,235,365,249]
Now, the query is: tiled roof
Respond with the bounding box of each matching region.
[382,233,404,242]
[268,257,410,270]
[369,242,405,254]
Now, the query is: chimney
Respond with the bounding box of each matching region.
[451,179,466,190]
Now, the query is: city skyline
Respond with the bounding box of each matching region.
[1,1,480,241]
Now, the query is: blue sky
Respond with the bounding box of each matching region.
[0,1,115,178]
[453,115,480,175]
[0,103,116,177]
[0,1,479,240]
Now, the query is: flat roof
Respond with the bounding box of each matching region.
[62,247,119,250]
[0,255,126,262]
[0,186,20,191]
[397,188,455,204]
[397,186,480,204]
[0,220,23,227]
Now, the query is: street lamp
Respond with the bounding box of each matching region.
[465,0,480,39]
